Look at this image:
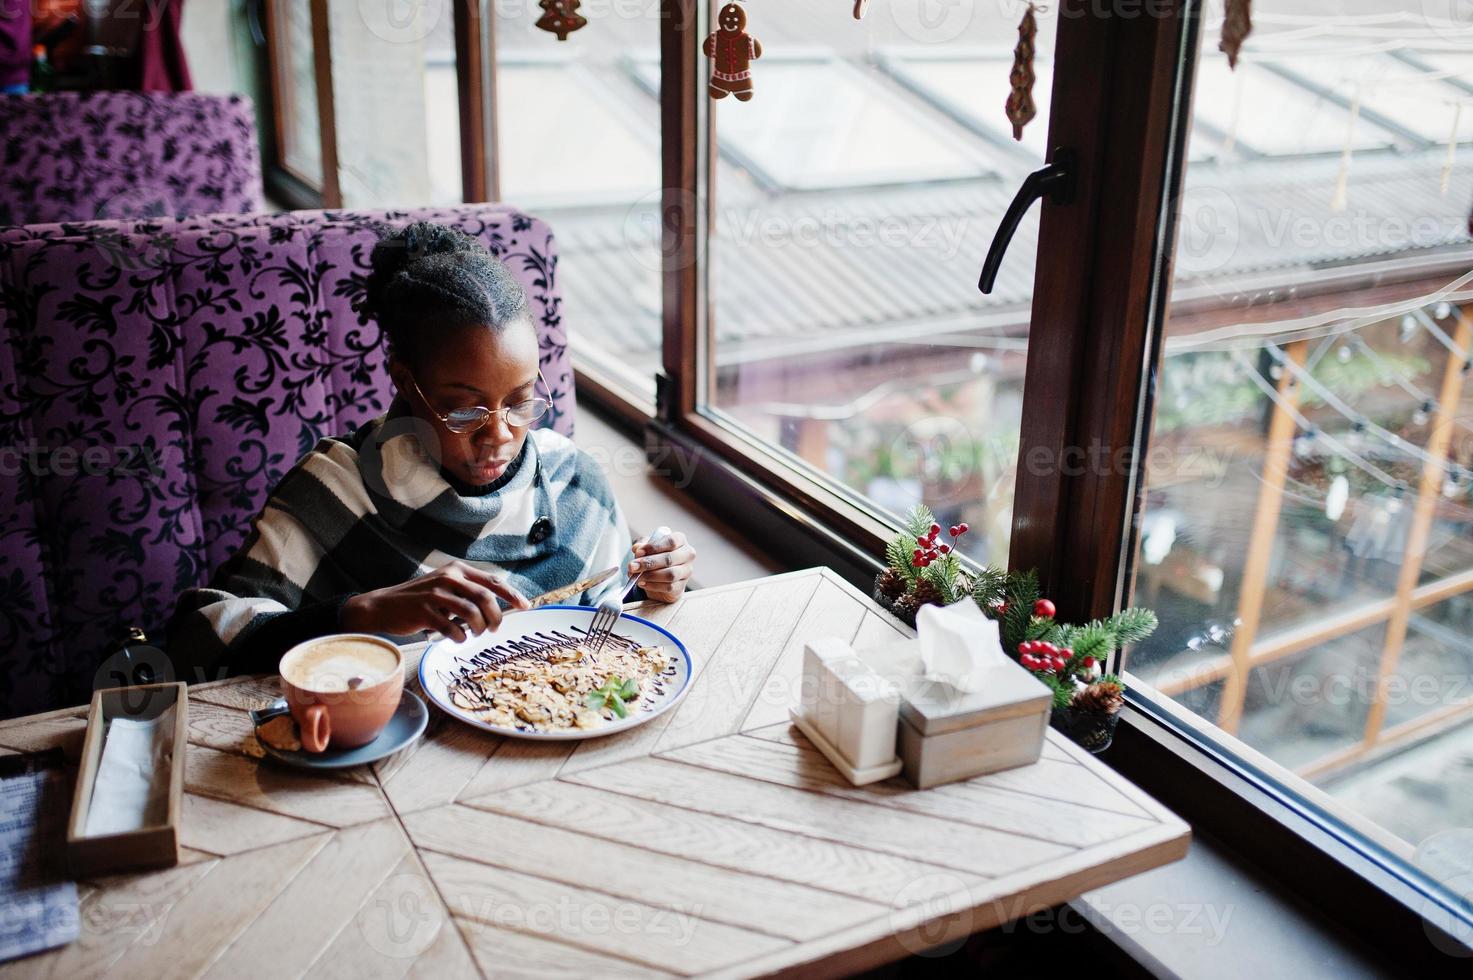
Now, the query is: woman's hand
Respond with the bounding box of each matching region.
[629,530,697,604]
[340,560,530,642]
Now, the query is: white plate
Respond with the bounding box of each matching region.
[417,605,692,741]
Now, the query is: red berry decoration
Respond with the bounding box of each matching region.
[949,525,960,536]
[929,523,941,537]
[957,522,969,534]
[1034,599,1056,619]
[938,543,952,554]
[1083,656,1096,669]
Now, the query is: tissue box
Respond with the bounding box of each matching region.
[859,641,1051,789]
[67,683,187,877]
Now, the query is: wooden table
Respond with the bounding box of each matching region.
[0,567,1189,979]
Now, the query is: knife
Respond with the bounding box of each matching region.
[524,566,619,609]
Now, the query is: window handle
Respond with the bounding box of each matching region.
[977,149,1075,294]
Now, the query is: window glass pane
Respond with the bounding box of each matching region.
[1126,3,1473,886]
[702,6,1060,568]
[495,5,662,398]
[269,0,322,187]
[328,1,460,206]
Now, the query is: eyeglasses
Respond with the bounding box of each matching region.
[408,371,551,434]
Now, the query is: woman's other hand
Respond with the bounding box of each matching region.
[340,561,530,642]
[629,530,696,604]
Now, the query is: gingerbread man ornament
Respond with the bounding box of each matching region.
[704,3,762,102]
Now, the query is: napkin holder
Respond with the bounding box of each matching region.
[67,682,187,877]
[792,638,904,785]
[859,640,1051,789]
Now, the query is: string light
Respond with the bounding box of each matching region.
[1236,354,1404,490]
[1265,344,1471,484]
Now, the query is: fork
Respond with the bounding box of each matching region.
[587,526,671,654]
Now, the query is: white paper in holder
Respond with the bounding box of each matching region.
[83,709,174,838]
[915,599,1011,693]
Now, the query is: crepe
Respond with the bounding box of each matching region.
[444,631,673,732]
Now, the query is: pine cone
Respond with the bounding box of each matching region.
[876,568,907,600]
[1072,680,1125,717]
[911,578,943,609]
[891,591,921,623]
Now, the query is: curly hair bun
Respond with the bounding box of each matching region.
[362,220,531,367]
[365,221,480,316]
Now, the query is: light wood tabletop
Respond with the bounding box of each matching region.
[0,567,1189,979]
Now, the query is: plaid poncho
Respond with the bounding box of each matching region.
[168,404,631,680]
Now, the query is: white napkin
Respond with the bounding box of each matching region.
[83,710,174,837]
[915,599,1010,693]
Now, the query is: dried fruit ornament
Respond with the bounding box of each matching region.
[704,2,762,101]
[1219,0,1252,69]
[1006,3,1039,141]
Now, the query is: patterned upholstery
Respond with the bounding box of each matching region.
[0,205,572,717]
[0,91,264,225]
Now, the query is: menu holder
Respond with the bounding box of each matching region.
[66,683,187,877]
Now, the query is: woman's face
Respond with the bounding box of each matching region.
[391,320,542,486]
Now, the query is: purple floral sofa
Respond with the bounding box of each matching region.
[0,91,264,225]
[0,205,572,718]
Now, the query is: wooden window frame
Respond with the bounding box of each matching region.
[252,0,339,210]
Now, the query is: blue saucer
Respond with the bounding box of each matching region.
[249,691,429,769]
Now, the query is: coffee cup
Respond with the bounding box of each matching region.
[279,635,404,753]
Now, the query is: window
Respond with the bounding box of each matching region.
[492,5,662,408]
[695,6,1063,569]
[265,0,323,189]
[329,0,461,206]
[1124,7,1473,901]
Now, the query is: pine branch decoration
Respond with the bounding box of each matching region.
[886,535,921,585]
[903,505,935,539]
[972,566,1007,610]
[1109,607,1159,647]
[1040,673,1078,711]
[997,569,1040,649]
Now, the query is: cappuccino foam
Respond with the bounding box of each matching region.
[286,640,399,693]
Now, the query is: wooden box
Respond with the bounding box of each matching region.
[858,641,1051,789]
[67,683,187,877]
